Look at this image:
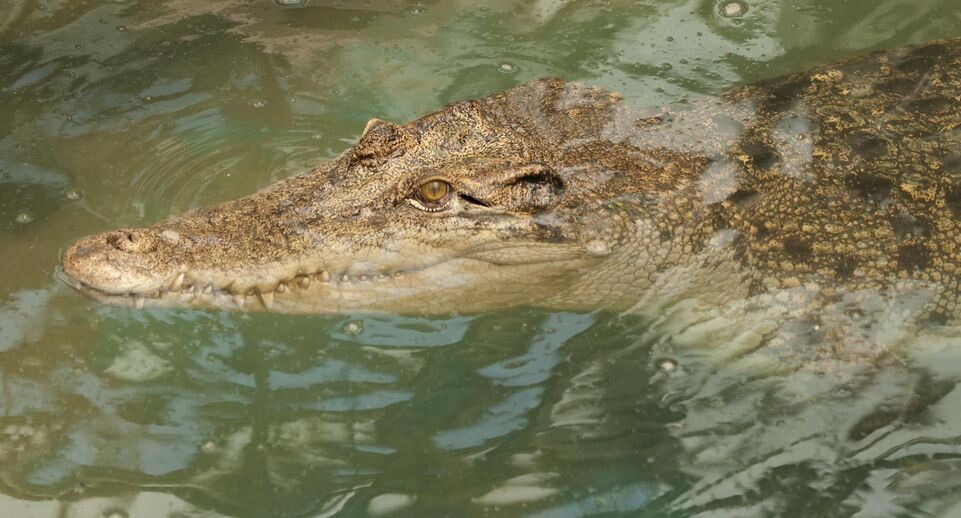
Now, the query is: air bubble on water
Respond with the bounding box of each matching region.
[311,133,323,140]
[344,321,363,336]
[497,63,518,74]
[720,1,747,18]
[201,440,217,452]
[409,6,424,16]
[116,25,127,32]
[65,189,82,201]
[250,99,267,109]
[15,212,33,224]
[658,358,678,372]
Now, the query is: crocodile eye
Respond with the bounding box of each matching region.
[415,180,452,209]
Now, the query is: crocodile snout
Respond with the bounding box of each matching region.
[62,229,169,295]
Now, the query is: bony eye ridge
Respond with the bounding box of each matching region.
[414,179,452,210]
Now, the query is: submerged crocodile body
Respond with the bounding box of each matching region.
[60,39,961,320]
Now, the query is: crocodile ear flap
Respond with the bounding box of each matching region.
[497,164,566,211]
[361,118,395,137]
[351,119,413,167]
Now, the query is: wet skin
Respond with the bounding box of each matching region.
[60,39,961,320]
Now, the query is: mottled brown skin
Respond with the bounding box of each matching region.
[722,39,961,321]
[60,39,961,319]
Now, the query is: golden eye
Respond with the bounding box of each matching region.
[416,180,451,208]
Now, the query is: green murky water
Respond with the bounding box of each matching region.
[3,1,961,516]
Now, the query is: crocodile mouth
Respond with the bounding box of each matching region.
[57,264,360,311]
[57,249,587,313]
[56,259,440,312]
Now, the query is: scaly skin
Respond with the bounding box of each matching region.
[60,39,961,319]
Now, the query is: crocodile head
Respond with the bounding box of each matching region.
[60,79,699,314]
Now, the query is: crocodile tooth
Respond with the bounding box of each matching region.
[256,290,274,310]
[297,275,310,289]
[170,272,185,290]
[276,283,287,293]
[233,294,245,308]
[203,284,213,295]
[318,271,331,283]
[134,296,145,309]
[340,274,350,283]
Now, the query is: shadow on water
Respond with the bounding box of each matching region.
[2,0,961,516]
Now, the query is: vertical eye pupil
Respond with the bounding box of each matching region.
[419,180,450,204]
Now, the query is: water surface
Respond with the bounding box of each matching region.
[2,0,961,516]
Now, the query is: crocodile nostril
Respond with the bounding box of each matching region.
[105,230,157,253]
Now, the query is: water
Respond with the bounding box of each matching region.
[2,0,961,516]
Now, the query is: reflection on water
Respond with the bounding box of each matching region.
[3,0,961,516]
[0,299,677,516]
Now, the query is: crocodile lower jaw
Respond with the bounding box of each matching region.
[56,265,409,311]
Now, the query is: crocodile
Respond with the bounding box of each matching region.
[59,39,961,319]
